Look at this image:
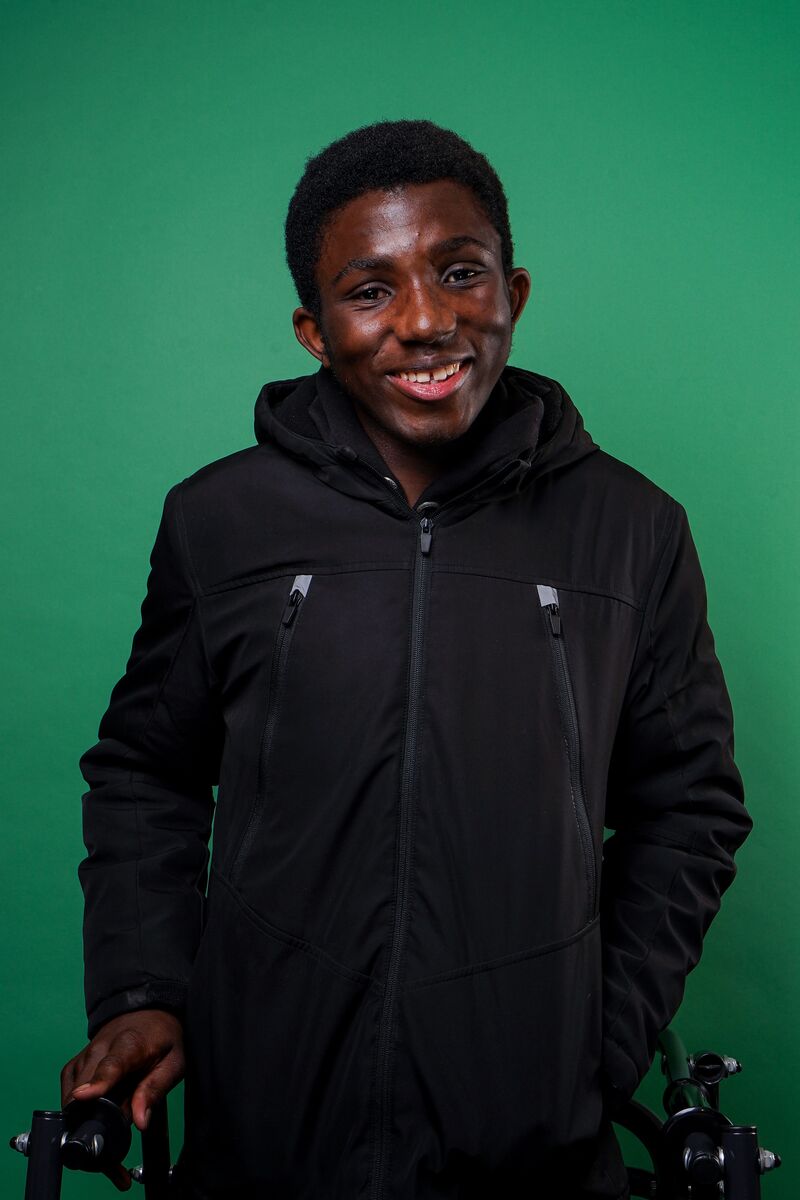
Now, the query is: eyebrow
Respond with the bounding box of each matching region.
[330,235,494,287]
[434,235,493,255]
[331,257,393,286]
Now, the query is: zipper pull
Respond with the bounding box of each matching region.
[282,589,303,626]
[281,574,313,626]
[546,604,562,637]
[419,516,433,555]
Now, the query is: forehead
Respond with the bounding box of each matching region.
[317,180,499,278]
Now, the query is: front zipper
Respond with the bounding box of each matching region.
[369,512,434,1200]
[536,584,597,920]
[229,574,313,885]
[344,446,531,523]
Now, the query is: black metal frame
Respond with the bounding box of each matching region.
[614,1029,780,1198]
[10,1028,780,1198]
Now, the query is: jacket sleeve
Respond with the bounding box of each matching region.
[79,483,223,1039]
[600,500,752,1106]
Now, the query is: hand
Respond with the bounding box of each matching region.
[60,1009,185,1133]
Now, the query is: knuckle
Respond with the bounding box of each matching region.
[96,1052,124,1075]
[117,1027,149,1057]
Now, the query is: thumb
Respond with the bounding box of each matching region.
[130,1048,185,1131]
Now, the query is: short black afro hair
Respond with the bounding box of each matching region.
[285,120,514,315]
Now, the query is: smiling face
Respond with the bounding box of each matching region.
[292,180,531,478]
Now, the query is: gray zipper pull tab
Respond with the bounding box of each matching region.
[419,516,433,555]
[536,584,562,635]
[282,574,313,626]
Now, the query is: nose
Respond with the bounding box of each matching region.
[393,280,457,344]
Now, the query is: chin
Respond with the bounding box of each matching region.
[401,420,472,447]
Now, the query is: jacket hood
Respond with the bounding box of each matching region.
[253,365,597,512]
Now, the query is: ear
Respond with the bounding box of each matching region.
[293,307,330,368]
[505,268,532,326]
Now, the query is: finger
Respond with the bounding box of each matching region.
[69,1054,136,1103]
[103,1161,132,1192]
[130,1052,185,1131]
[60,1059,80,1107]
[70,1067,123,1101]
[74,1026,157,1100]
[62,1043,100,1096]
[64,1043,111,1100]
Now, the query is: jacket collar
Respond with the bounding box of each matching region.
[254,365,597,514]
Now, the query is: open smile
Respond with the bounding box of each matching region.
[386,360,471,402]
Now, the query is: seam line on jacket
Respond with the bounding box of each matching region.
[83,488,198,1026]
[610,828,702,857]
[602,858,684,1053]
[174,483,201,597]
[625,500,680,687]
[175,484,223,694]
[212,870,382,989]
[127,750,145,992]
[130,595,197,982]
[601,502,684,1062]
[433,565,642,610]
[645,515,700,855]
[200,564,640,610]
[200,561,410,596]
[404,917,599,991]
[128,489,204,986]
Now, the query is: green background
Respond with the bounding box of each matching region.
[2,1,797,1195]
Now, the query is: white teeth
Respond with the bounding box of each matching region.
[395,361,463,383]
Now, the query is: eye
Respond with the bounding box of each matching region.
[444,266,481,284]
[352,285,389,303]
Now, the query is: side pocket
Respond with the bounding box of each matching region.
[229,574,313,885]
[536,584,597,921]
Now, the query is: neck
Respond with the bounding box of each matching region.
[352,411,466,508]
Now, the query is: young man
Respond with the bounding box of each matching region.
[62,121,751,1199]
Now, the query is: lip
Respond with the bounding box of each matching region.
[386,360,472,403]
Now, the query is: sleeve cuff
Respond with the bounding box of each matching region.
[87,981,188,1039]
[602,1029,645,1112]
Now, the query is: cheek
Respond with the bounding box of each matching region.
[467,296,513,341]
[328,339,380,379]
[481,304,514,335]
[473,319,513,369]
[332,311,386,352]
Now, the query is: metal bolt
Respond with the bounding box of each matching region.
[131,1164,145,1183]
[721,1056,742,1076]
[758,1149,781,1173]
[9,1132,30,1156]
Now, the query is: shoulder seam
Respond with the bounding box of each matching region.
[172,482,220,691]
[628,499,680,676]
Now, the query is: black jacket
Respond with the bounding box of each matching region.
[79,366,751,1199]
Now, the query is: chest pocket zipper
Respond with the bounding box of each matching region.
[229,574,313,886]
[536,584,597,921]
